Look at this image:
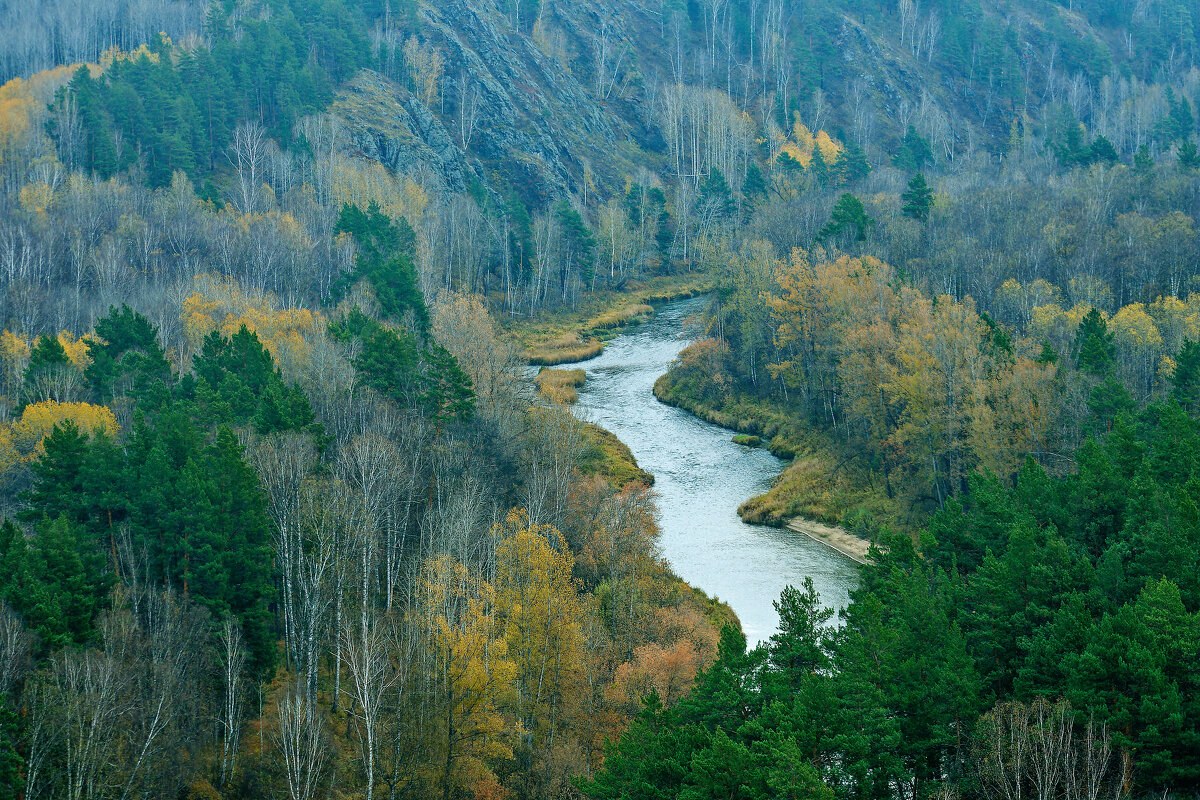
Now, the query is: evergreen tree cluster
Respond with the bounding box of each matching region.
[0,305,320,673]
[586,386,1200,797]
[331,202,475,428]
[53,0,375,188]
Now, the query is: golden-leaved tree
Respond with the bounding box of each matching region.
[760,247,1079,504]
[414,554,516,800]
[0,400,118,475]
[181,275,323,371]
[493,510,587,763]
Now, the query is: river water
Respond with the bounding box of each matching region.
[558,296,860,645]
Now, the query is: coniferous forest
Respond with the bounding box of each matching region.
[0,0,1198,799]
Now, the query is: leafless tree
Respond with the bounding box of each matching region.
[246,431,317,671]
[343,613,395,800]
[0,603,30,695]
[52,647,125,800]
[277,681,329,800]
[218,617,246,789]
[523,405,584,530]
[228,121,269,215]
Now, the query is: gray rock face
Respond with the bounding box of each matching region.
[332,70,482,194]
[331,0,662,208]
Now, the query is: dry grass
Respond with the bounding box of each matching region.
[526,334,604,366]
[577,421,654,488]
[586,303,653,332]
[535,368,586,404]
[654,360,910,534]
[736,453,903,534]
[506,273,716,365]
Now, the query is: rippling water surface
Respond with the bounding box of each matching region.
[558,296,860,644]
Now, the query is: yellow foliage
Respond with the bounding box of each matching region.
[773,118,842,168]
[3,401,118,469]
[0,80,32,165]
[815,129,842,162]
[57,331,92,370]
[493,510,586,745]
[182,275,323,365]
[330,156,429,236]
[404,35,444,107]
[1159,355,1178,385]
[97,43,160,70]
[1149,295,1200,353]
[416,554,517,796]
[1110,303,1163,350]
[1028,302,1091,356]
[0,331,30,395]
[18,182,54,215]
[792,120,815,153]
[1,64,91,167]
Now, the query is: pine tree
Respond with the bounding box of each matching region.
[833,142,871,185]
[86,305,172,404]
[900,173,935,222]
[1074,307,1116,375]
[1089,135,1119,164]
[819,193,874,243]
[0,697,18,800]
[1179,140,1200,170]
[336,202,428,329]
[420,344,476,426]
[1172,339,1200,416]
[743,162,767,201]
[1134,144,1155,173]
[22,421,90,525]
[808,147,831,186]
[699,168,735,218]
[777,151,803,174]
[25,335,70,380]
[893,125,933,171]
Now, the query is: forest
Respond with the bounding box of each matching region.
[0,0,1197,798]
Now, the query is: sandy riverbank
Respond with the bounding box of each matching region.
[785,518,874,565]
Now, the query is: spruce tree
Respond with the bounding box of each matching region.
[699,168,735,218]
[893,125,933,171]
[1172,339,1200,415]
[0,698,19,800]
[1074,307,1116,375]
[743,162,767,201]
[900,173,935,221]
[834,142,871,185]
[1089,135,1119,164]
[1179,140,1200,170]
[819,193,874,243]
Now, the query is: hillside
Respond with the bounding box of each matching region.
[0,1,1199,799]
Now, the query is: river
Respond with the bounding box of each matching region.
[558,296,860,645]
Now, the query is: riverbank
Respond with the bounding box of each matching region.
[505,273,715,365]
[555,296,859,642]
[786,518,873,565]
[652,339,911,539]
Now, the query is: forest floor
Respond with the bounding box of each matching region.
[785,517,874,565]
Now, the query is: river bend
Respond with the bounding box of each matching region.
[558,297,860,644]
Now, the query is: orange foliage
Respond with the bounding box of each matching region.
[607,639,706,711]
